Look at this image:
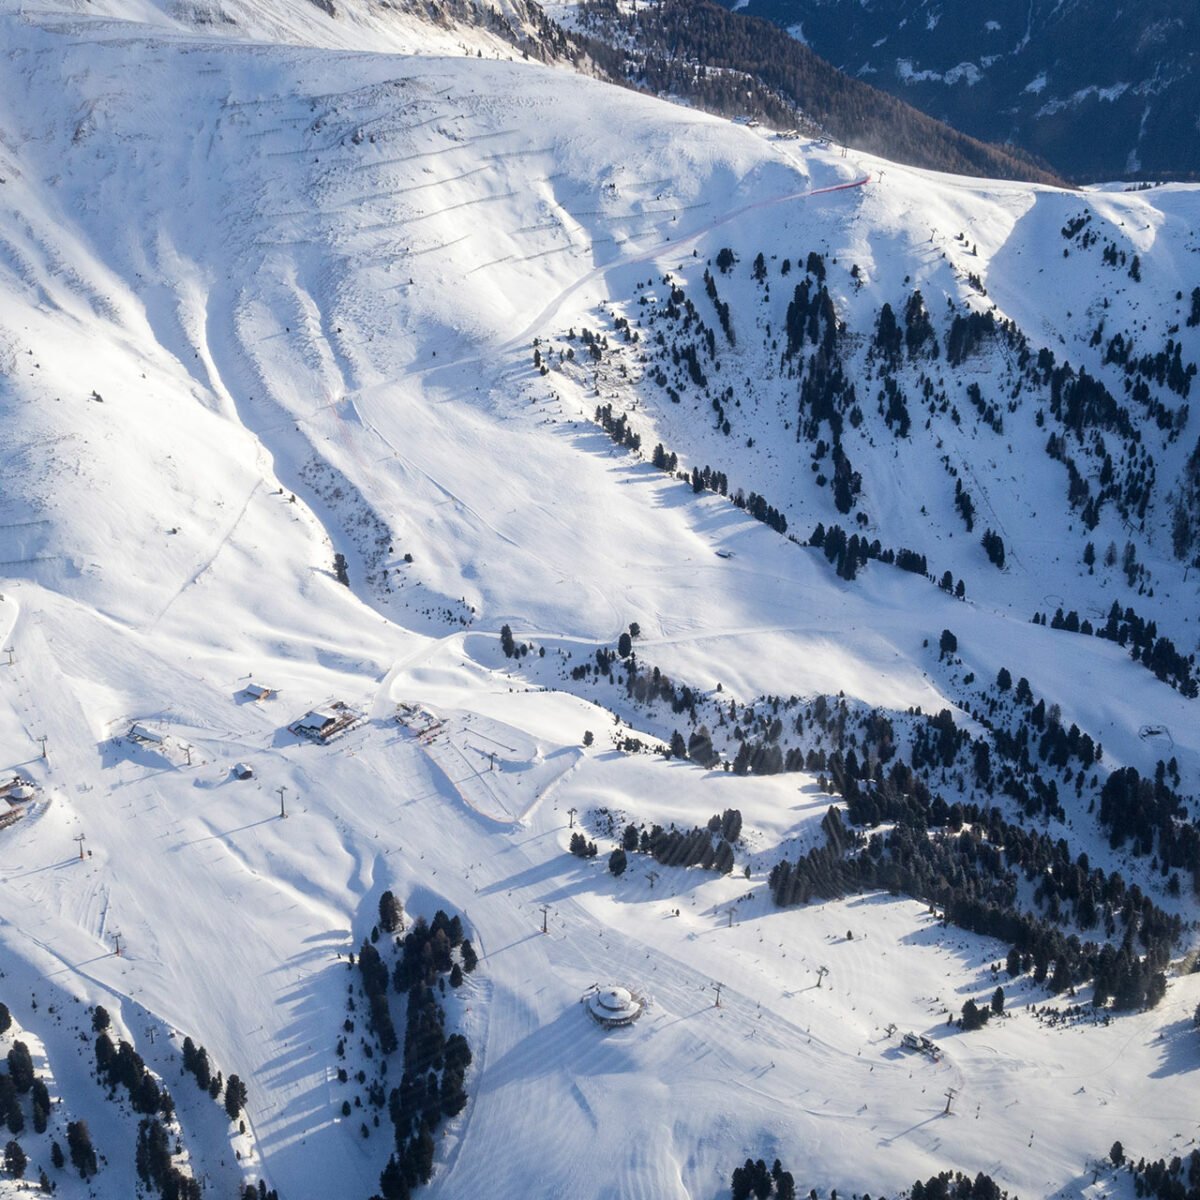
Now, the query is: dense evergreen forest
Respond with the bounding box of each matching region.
[571,0,1060,183]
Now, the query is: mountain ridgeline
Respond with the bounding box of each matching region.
[572,0,1061,184]
[719,0,1200,181]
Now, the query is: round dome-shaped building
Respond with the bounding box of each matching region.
[585,984,643,1028]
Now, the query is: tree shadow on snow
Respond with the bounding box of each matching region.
[1149,1014,1199,1077]
[475,853,582,898]
[255,957,350,1137]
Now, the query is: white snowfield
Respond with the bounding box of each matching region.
[0,0,1198,1197]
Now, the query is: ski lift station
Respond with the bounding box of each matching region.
[584,985,644,1028]
[0,773,37,832]
[0,774,37,803]
[128,722,165,745]
[901,1031,942,1060]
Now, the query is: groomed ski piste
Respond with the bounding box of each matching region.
[1,0,1200,1196]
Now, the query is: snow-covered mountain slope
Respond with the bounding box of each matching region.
[1,4,1200,1199]
[17,0,557,59]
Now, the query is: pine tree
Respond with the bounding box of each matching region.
[224,1075,248,1121]
[981,528,1006,568]
[66,1120,97,1179]
[608,848,628,877]
[2,1084,22,1136]
[441,1065,467,1117]
[4,1140,26,1180]
[961,999,988,1031]
[379,890,404,934]
[6,1043,34,1093]
[460,940,478,974]
[135,1071,161,1115]
[31,1079,49,1134]
[413,1123,436,1183]
[193,1047,211,1091]
[379,1153,409,1200]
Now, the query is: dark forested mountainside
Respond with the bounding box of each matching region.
[571,0,1061,184]
[717,0,1200,181]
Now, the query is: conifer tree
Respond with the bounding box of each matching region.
[66,1121,97,1179]
[3,1139,26,1180]
[460,940,478,974]
[225,1075,248,1122]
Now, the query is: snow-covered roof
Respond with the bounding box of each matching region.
[586,985,642,1026]
[596,986,633,1011]
[295,708,337,729]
